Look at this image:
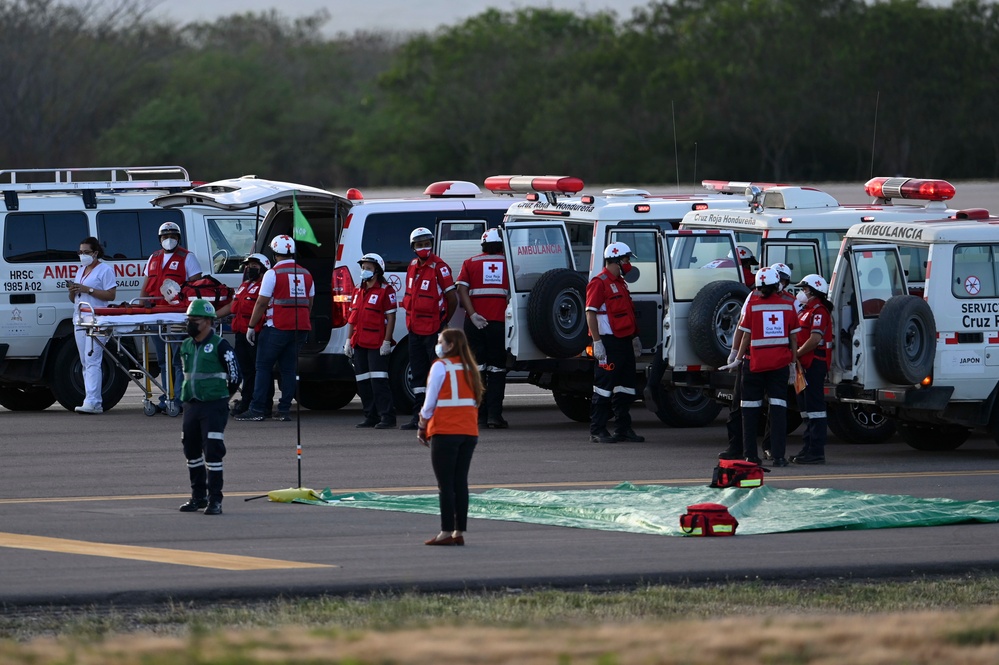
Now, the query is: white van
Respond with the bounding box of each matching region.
[0,166,253,412]
[828,209,999,451]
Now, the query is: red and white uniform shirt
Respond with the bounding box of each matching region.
[585,268,637,338]
[348,282,397,349]
[738,292,800,373]
[230,280,263,334]
[796,299,832,368]
[403,254,455,335]
[260,260,315,331]
[457,253,509,322]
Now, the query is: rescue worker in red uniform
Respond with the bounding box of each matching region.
[585,242,644,444]
[236,235,314,422]
[731,267,800,466]
[139,221,203,413]
[791,274,833,464]
[736,245,760,288]
[761,261,795,459]
[345,253,397,429]
[457,228,511,428]
[401,227,458,430]
[215,253,274,416]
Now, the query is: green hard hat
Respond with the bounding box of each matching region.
[186,299,216,318]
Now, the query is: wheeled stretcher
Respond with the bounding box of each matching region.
[75,302,196,416]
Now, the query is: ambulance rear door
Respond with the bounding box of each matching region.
[502,219,576,360]
[660,230,743,369]
[829,243,907,387]
[607,227,664,353]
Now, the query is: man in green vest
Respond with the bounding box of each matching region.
[178,299,241,516]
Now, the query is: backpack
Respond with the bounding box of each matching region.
[710,459,769,489]
[180,275,234,308]
[679,502,739,536]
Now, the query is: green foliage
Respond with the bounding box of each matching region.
[2,0,999,185]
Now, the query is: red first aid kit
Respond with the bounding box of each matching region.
[179,276,233,307]
[710,459,769,488]
[679,502,739,536]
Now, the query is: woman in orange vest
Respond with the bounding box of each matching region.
[417,328,484,546]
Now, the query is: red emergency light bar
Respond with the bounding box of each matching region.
[423,180,481,197]
[864,177,955,202]
[701,180,787,194]
[346,188,363,201]
[484,175,584,195]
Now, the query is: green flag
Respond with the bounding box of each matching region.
[292,192,321,246]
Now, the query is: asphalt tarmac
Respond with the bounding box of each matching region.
[2,385,999,607]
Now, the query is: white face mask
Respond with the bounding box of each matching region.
[795,290,809,304]
[359,269,374,281]
[435,343,446,359]
[79,254,94,266]
[161,237,178,252]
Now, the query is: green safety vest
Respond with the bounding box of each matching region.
[180,332,231,402]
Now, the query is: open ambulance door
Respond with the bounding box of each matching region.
[659,230,743,370]
[607,227,664,354]
[760,238,822,292]
[501,219,581,361]
[829,243,907,388]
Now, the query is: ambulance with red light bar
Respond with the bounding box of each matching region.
[826,209,999,451]
[481,174,779,426]
[155,176,511,412]
[0,165,256,413]
[650,177,964,443]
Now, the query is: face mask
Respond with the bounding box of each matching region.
[360,269,375,281]
[415,248,431,260]
[796,290,809,304]
[161,237,178,252]
[435,343,446,359]
[243,267,261,282]
[186,320,202,338]
[620,262,633,275]
[79,254,94,266]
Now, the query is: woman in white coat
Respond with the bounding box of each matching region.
[69,237,117,414]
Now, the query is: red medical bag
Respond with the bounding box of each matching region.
[679,502,739,536]
[710,459,768,488]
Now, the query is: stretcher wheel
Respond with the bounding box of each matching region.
[165,401,182,417]
[142,400,158,417]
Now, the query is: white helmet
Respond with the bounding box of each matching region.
[797,273,829,295]
[604,241,634,260]
[409,227,434,245]
[770,262,792,283]
[735,245,759,265]
[755,266,779,287]
[481,228,502,244]
[243,253,271,270]
[158,221,181,237]
[270,234,296,255]
[358,252,385,272]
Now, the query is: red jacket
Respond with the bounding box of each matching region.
[457,253,509,322]
[403,254,455,335]
[145,246,190,304]
[738,291,800,372]
[349,282,397,349]
[230,280,263,334]
[269,262,314,331]
[585,268,637,338]
[797,298,832,368]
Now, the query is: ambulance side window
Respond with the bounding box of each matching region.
[787,231,843,280]
[3,212,88,262]
[609,230,659,294]
[97,210,186,260]
[361,212,443,273]
[437,221,485,275]
[952,244,999,299]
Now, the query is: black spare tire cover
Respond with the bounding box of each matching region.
[874,295,936,385]
[527,268,589,358]
[687,280,751,367]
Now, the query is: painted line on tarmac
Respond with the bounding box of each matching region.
[1,470,997,506]
[0,532,334,571]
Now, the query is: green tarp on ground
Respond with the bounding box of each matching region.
[292,483,999,536]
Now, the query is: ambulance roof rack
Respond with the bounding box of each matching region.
[0,165,193,211]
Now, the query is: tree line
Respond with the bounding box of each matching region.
[1,0,997,188]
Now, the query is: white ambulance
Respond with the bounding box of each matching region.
[827,209,999,450]
[0,166,254,412]
[483,175,779,425]
[154,177,511,412]
[649,177,964,443]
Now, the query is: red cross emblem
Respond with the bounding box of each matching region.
[611,247,620,255]
[768,314,779,324]
[487,264,498,273]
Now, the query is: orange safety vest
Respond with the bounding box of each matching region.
[145,246,190,303]
[269,262,313,331]
[230,280,263,334]
[427,358,479,438]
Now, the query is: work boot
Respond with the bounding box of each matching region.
[718,448,742,460]
[792,454,825,465]
[235,410,265,422]
[179,497,208,512]
[355,417,378,429]
[399,420,419,431]
[374,417,397,429]
[486,416,509,429]
[590,430,616,444]
[614,428,645,442]
[273,412,291,422]
[772,457,790,468]
[204,500,223,516]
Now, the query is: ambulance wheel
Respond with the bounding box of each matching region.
[389,343,416,414]
[0,384,57,411]
[50,338,129,412]
[645,351,722,427]
[827,402,896,444]
[874,295,936,385]
[553,390,591,423]
[297,381,355,411]
[688,280,751,368]
[898,422,969,451]
[527,269,589,359]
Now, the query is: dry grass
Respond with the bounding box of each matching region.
[3,576,999,664]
